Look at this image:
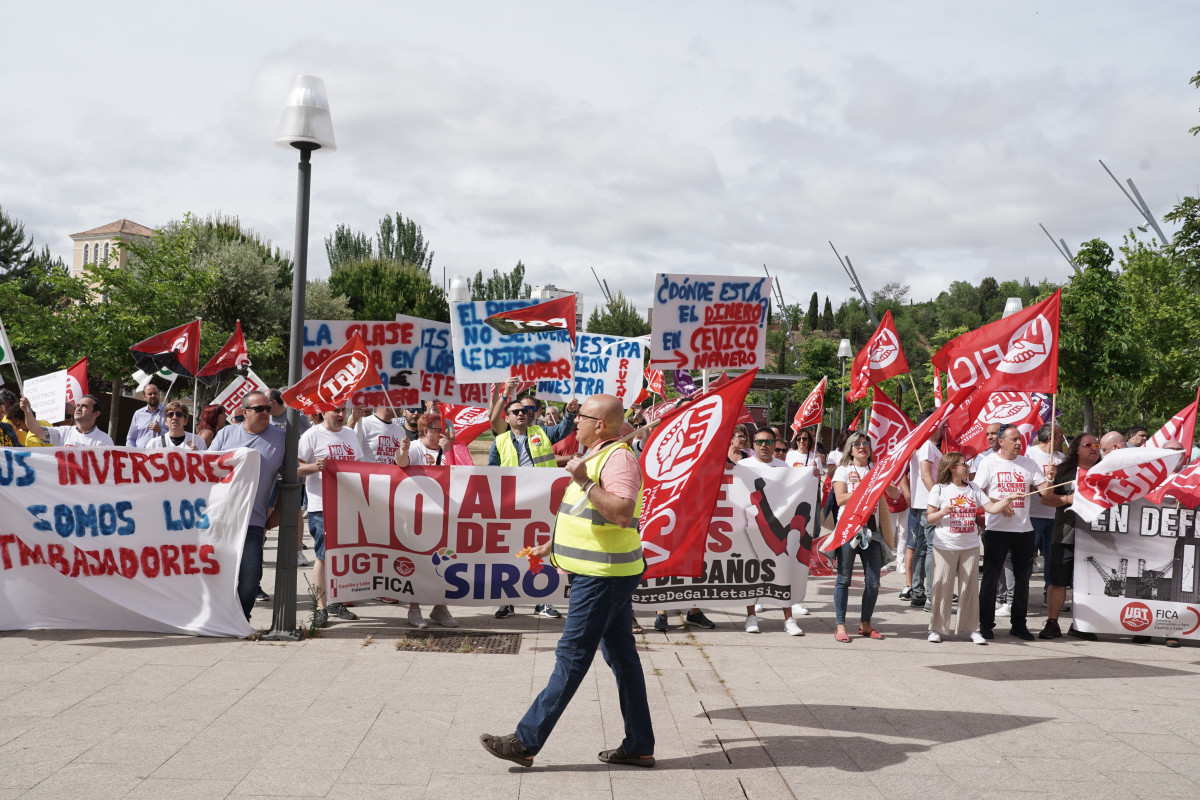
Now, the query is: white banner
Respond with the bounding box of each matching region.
[536,333,644,406]
[212,369,270,417]
[324,460,819,607]
[648,273,771,371]
[23,369,68,424]
[0,447,259,637]
[450,300,574,385]
[1072,497,1200,640]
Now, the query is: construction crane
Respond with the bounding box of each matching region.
[1086,557,1123,597]
[1136,558,1174,601]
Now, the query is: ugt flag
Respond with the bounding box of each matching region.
[282,333,384,415]
[485,294,576,343]
[437,404,492,446]
[65,357,88,403]
[847,310,909,402]
[1147,388,1198,452]
[867,387,914,464]
[639,369,756,579]
[932,290,1060,393]
[791,377,826,437]
[130,319,202,379]
[1072,447,1187,524]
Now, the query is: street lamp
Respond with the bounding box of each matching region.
[265,76,336,641]
[1002,297,1023,318]
[837,338,852,430]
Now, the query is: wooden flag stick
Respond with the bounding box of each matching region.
[1010,480,1073,499]
[580,417,663,464]
[908,373,924,412]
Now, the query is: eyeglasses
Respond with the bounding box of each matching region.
[577,412,601,422]
[164,411,187,419]
[753,438,774,446]
[1082,442,1100,449]
[852,442,871,449]
[508,408,529,416]
[244,404,271,414]
[732,433,746,440]
[424,427,443,433]
[774,447,787,454]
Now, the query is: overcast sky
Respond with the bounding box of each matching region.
[3,1,1198,321]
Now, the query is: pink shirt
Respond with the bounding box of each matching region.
[594,443,641,501]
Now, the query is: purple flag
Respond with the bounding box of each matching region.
[674,369,697,396]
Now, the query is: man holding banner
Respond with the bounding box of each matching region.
[481,394,654,769]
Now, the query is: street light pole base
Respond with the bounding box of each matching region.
[260,628,303,642]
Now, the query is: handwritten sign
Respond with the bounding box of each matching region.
[537,334,644,406]
[302,317,491,407]
[648,274,771,371]
[212,369,270,417]
[450,300,573,385]
[23,369,68,424]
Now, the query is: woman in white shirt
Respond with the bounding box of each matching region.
[925,452,1016,645]
[145,401,206,450]
[785,428,825,477]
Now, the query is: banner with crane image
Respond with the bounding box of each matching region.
[1071,497,1200,641]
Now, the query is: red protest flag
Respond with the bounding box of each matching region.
[639,368,757,579]
[196,320,251,387]
[791,377,826,436]
[1147,387,1199,452]
[846,310,909,402]
[484,294,576,343]
[822,386,971,553]
[65,358,88,403]
[945,392,1043,461]
[932,366,943,408]
[1146,459,1200,507]
[1072,447,1187,523]
[130,319,202,378]
[645,368,666,398]
[707,371,754,424]
[932,290,1061,393]
[281,333,384,415]
[866,387,913,464]
[847,409,863,431]
[437,403,492,446]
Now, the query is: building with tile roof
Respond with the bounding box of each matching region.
[69,219,156,278]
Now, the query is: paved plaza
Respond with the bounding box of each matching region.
[1,552,1199,800]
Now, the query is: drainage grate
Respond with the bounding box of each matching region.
[394,631,522,654]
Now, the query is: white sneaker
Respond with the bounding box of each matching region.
[407,608,428,629]
[927,631,942,643]
[791,603,811,616]
[429,604,457,628]
[785,617,804,636]
[970,631,988,645]
[753,603,764,614]
[1034,555,1045,572]
[297,551,310,567]
[744,614,760,634]
[996,602,1011,617]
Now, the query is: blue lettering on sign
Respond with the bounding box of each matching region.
[663,331,681,350]
[463,325,491,347]
[391,347,421,370]
[537,379,573,396]
[425,349,455,375]
[442,562,560,599]
[163,499,211,531]
[0,451,35,486]
[43,501,136,537]
[303,323,333,347]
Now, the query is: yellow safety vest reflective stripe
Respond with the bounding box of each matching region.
[550,442,644,577]
[495,426,557,467]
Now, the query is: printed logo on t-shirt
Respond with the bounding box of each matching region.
[946,494,979,534]
[326,442,357,461]
[422,453,436,465]
[375,435,400,459]
[993,469,1027,509]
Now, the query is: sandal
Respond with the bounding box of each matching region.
[1166,638,1181,648]
[834,629,851,643]
[632,620,644,635]
[598,746,655,768]
[859,626,884,640]
[480,733,533,768]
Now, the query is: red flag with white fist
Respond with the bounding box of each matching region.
[867,387,914,464]
[791,377,826,438]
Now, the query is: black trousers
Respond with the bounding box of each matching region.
[979,528,1036,632]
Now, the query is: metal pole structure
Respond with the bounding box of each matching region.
[839,356,847,430]
[828,242,880,327]
[1038,223,1080,273]
[1098,159,1170,245]
[265,143,315,641]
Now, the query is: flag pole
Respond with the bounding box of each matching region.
[192,376,200,434]
[908,373,924,412]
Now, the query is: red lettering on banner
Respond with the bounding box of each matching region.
[500,476,533,519]
[347,322,414,347]
[458,475,496,519]
[455,521,513,554]
[55,450,238,486]
[523,521,552,549]
[703,302,763,326]
[689,326,758,356]
[511,360,572,381]
[0,535,224,580]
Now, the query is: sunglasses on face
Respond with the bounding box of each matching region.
[164,411,187,419]
[508,408,529,416]
[244,405,271,414]
[753,438,775,446]
[774,447,787,454]
[852,442,871,449]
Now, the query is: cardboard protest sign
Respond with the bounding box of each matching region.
[22,369,68,424]
[648,273,771,371]
[536,333,644,406]
[304,317,489,407]
[212,369,270,417]
[1072,497,1200,641]
[0,447,258,637]
[450,300,574,385]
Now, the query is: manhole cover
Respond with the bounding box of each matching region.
[394,631,522,654]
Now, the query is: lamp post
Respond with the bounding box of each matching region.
[837,338,852,430]
[264,76,336,641]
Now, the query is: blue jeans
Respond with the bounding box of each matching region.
[907,508,929,596]
[1031,517,1054,594]
[238,525,265,620]
[833,537,882,626]
[516,573,653,756]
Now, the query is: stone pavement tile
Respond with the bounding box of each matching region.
[424,772,522,799]
[0,716,38,748]
[1025,720,1114,743]
[610,775,704,798]
[122,777,238,800]
[696,771,791,800]
[518,761,614,793]
[865,772,969,799]
[1104,767,1200,797]
[232,759,341,798]
[1007,755,1112,782]
[0,749,79,791]
[325,784,424,800]
[18,761,145,800]
[781,779,886,800]
[0,658,76,687]
[75,726,193,769]
[515,788,612,800]
[336,757,434,786]
[150,730,273,782]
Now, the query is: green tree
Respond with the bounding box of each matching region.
[586,291,649,338]
[325,223,375,270]
[819,297,835,332]
[329,258,449,322]
[0,206,34,274]
[804,291,819,332]
[977,276,1002,320]
[305,278,354,321]
[469,261,531,300]
[325,212,434,272]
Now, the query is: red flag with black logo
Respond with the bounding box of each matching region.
[847,311,910,402]
[196,320,251,387]
[932,290,1061,393]
[791,377,826,437]
[65,357,88,403]
[639,369,757,579]
[867,387,913,464]
[282,333,384,415]
[130,319,202,378]
[437,403,492,446]
[822,386,971,553]
[484,294,576,343]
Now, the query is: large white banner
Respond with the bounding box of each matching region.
[648,273,771,371]
[536,333,644,406]
[449,300,574,385]
[1072,498,1200,640]
[323,461,818,607]
[0,447,259,637]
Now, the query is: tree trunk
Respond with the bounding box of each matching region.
[1082,395,1095,435]
[108,372,122,441]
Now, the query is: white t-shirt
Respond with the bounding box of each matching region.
[909,441,942,509]
[44,426,114,447]
[833,463,871,493]
[356,414,405,463]
[298,426,365,514]
[786,449,825,472]
[974,454,1045,532]
[1026,445,1063,520]
[738,456,786,470]
[407,439,449,466]
[145,431,207,450]
[926,482,988,550]
[970,449,996,475]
